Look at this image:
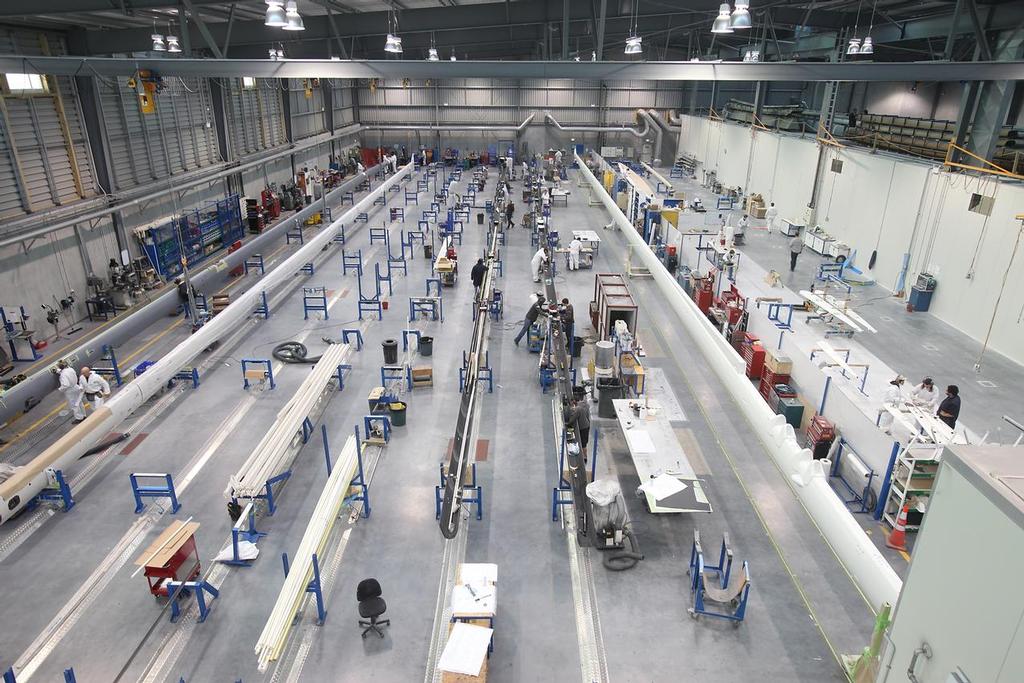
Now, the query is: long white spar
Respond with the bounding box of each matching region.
[576,152,901,610]
[0,162,414,525]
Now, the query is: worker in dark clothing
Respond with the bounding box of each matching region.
[514,293,544,346]
[470,258,487,299]
[174,276,197,319]
[566,398,592,456]
[505,201,515,229]
[560,297,575,350]
[937,384,961,429]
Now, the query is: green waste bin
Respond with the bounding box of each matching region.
[389,401,407,427]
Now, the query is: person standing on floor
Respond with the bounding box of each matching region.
[505,200,515,230]
[356,161,365,175]
[521,159,529,180]
[470,258,487,300]
[514,294,545,346]
[568,236,583,271]
[911,377,939,409]
[878,375,906,434]
[766,202,778,234]
[79,366,111,415]
[789,235,804,272]
[531,246,548,282]
[566,398,591,457]
[57,359,85,423]
[937,385,961,429]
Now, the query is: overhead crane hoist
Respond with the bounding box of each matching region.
[438,170,506,540]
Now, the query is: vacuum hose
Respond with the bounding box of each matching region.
[272,341,322,364]
[79,432,131,459]
[603,525,644,571]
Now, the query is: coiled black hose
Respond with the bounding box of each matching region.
[603,526,644,571]
[272,341,321,364]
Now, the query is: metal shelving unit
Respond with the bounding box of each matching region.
[138,194,243,279]
[883,444,943,531]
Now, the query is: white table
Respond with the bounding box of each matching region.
[571,229,601,256]
[781,218,804,237]
[612,399,712,514]
[550,189,570,207]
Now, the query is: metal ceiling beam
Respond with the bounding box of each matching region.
[4,54,1023,82]
[66,0,849,56]
[181,0,224,58]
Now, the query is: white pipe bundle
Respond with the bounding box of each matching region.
[575,151,902,611]
[228,343,352,499]
[255,434,360,670]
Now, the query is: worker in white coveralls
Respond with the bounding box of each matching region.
[79,366,111,415]
[568,237,583,271]
[766,202,779,234]
[911,377,939,410]
[531,247,548,282]
[57,359,85,423]
[877,375,906,434]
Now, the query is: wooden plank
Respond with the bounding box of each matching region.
[135,520,200,568]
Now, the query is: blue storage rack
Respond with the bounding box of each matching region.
[139,194,245,278]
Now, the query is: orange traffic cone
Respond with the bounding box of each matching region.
[887,504,909,551]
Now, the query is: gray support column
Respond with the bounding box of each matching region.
[322,78,335,134]
[75,74,129,258]
[178,2,192,55]
[281,79,294,143]
[562,0,569,60]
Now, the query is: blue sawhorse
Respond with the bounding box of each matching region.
[223,502,266,567]
[244,253,265,275]
[434,462,483,521]
[334,223,346,244]
[348,423,373,517]
[459,350,493,393]
[281,552,327,624]
[357,270,383,321]
[95,344,123,387]
[303,287,329,320]
[389,183,401,193]
[168,367,200,389]
[130,472,181,514]
[342,248,363,276]
[166,579,220,623]
[373,194,386,207]
[405,191,418,206]
[286,226,304,244]
[409,296,442,322]
[29,469,74,513]
[356,212,369,223]
[425,278,442,297]
[242,359,275,390]
[390,207,405,222]
[341,328,364,350]
[380,365,412,392]
[341,191,355,205]
[489,289,503,320]
[402,328,421,352]
[369,226,389,245]
[299,261,314,276]
[362,414,392,445]
[253,290,270,319]
[375,262,393,297]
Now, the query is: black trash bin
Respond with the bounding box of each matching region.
[597,378,623,419]
[382,339,398,364]
[424,244,434,259]
[389,401,407,427]
[418,335,434,357]
[477,212,484,225]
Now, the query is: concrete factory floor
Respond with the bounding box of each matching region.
[1,162,929,682]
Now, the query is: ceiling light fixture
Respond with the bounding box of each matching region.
[711,4,734,33]
[846,38,861,55]
[330,55,341,61]
[624,0,642,55]
[743,49,760,62]
[265,0,287,28]
[151,33,166,51]
[450,51,457,61]
[860,0,876,54]
[166,34,181,53]
[384,10,403,54]
[730,0,751,30]
[428,47,439,61]
[282,1,304,31]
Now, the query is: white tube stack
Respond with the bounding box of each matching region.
[254,434,360,670]
[574,151,902,611]
[227,343,352,499]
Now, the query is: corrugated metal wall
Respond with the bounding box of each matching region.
[288,78,326,139]
[97,75,220,190]
[0,27,96,218]
[355,78,683,127]
[225,78,287,158]
[331,79,356,126]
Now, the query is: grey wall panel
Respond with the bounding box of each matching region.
[227,78,287,157]
[288,79,326,139]
[98,76,219,190]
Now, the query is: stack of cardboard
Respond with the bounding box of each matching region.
[746,193,767,218]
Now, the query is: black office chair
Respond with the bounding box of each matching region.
[357,578,390,638]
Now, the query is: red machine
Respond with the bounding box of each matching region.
[692,274,714,313]
[715,284,746,325]
[134,520,202,598]
[261,188,281,218]
[739,334,765,380]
